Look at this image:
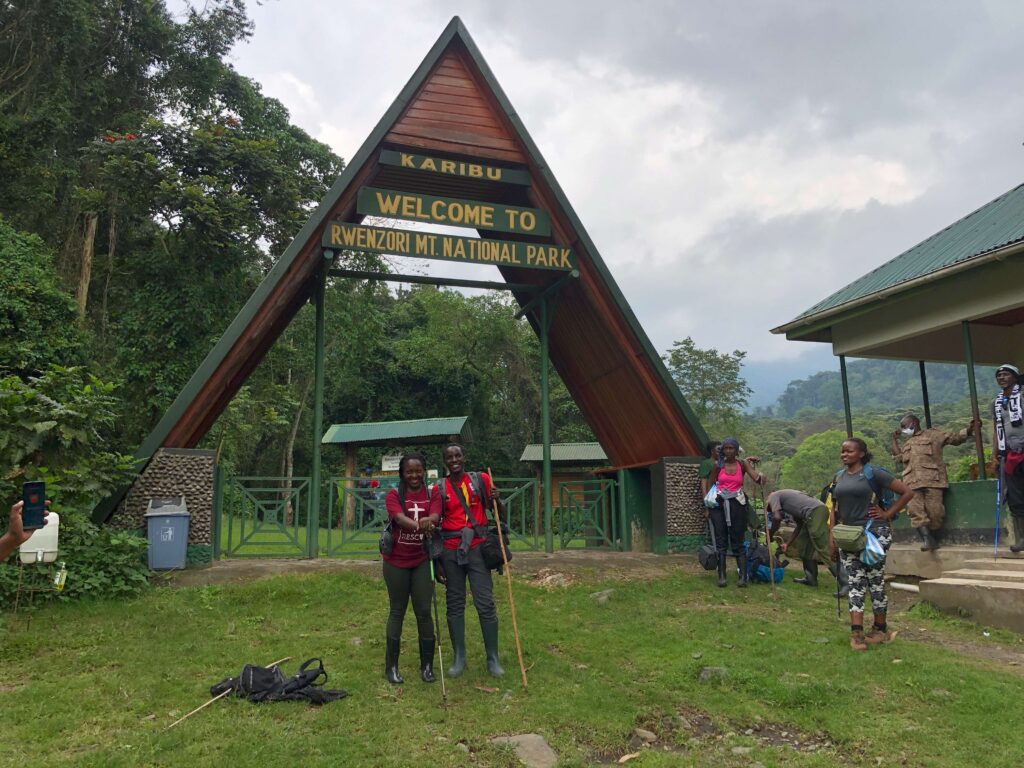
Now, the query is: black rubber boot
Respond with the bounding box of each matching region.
[447,616,467,677]
[481,620,505,678]
[736,554,748,588]
[384,636,403,685]
[419,637,436,683]
[918,526,936,552]
[794,559,819,586]
[829,562,850,597]
[716,556,727,587]
[1010,518,1024,553]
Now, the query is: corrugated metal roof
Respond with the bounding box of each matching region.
[519,442,608,463]
[322,416,469,446]
[787,183,1024,326]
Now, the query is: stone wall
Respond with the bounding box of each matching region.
[651,458,705,553]
[111,449,215,552]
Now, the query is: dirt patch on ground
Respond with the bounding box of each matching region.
[595,704,844,765]
[168,550,691,589]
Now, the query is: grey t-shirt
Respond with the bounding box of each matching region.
[767,489,822,522]
[834,466,895,527]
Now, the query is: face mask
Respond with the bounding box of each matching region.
[901,428,915,436]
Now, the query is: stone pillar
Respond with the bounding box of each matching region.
[651,458,704,553]
[111,448,216,567]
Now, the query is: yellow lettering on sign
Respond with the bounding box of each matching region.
[440,160,455,174]
[468,164,483,178]
[421,157,437,171]
[486,167,502,180]
[415,233,430,254]
[375,192,402,216]
[400,153,415,168]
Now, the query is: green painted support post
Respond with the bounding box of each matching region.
[617,469,629,552]
[961,321,987,480]
[839,355,853,438]
[540,296,553,553]
[308,262,328,557]
[212,464,224,560]
[919,360,932,428]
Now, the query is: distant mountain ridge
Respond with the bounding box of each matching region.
[763,359,995,418]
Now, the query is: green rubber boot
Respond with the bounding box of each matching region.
[447,616,467,678]
[481,620,505,678]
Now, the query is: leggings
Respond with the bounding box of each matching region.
[441,546,497,623]
[709,499,748,556]
[382,560,434,641]
[840,525,893,614]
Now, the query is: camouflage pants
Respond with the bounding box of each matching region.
[839,525,892,614]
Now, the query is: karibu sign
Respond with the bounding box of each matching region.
[379,150,531,186]
[357,186,551,236]
[323,222,575,270]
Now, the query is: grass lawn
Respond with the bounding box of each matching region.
[2,562,1023,767]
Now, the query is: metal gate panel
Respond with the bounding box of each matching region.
[219,476,310,558]
[557,479,619,550]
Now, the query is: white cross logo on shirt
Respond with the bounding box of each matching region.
[408,501,426,518]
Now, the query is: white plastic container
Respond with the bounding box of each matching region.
[19,511,60,564]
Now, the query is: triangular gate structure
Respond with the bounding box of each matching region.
[96,17,706,523]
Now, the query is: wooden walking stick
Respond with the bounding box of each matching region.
[488,468,528,691]
[760,485,777,600]
[166,656,292,729]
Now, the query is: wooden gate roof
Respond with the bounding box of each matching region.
[100,17,706,520]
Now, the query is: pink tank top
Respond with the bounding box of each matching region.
[717,462,744,493]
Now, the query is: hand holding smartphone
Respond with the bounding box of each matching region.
[21,481,46,531]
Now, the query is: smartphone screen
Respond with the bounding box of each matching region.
[21,481,45,530]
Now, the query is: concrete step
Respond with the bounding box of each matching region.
[963,557,1024,572]
[919,577,1024,634]
[943,568,1024,584]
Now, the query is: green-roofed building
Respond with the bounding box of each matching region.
[322,416,470,448]
[773,182,1024,575]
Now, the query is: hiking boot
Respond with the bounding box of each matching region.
[918,526,936,552]
[419,637,436,683]
[385,636,403,684]
[1010,520,1024,553]
[794,559,819,587]
[447,616,467,678]
[850,630,867,651]
[865,627,897,645]
[736,554,748,588]
[829,562,849,597]
[481,620,505,678]
[716,557,727,588]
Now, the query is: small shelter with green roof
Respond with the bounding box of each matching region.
[773,182,1024,589]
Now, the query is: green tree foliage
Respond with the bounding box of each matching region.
[774,359,994,419]
[0,217,82,377]
[779,429,864,494]
[663,336,752,434]
[0,365,143,607]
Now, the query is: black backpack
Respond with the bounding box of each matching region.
[210,658,348,705]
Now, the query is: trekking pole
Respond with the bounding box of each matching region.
[429,559,447,705]
[995,456,1005,557]
[167,656,292,729]
[759,484,777,600]
[488,468,528,692]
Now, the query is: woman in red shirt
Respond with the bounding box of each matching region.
[382,452,440,684]
[429,442,505,678]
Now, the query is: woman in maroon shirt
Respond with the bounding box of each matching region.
[382,452,440,684]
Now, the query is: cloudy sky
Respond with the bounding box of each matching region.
[225,0,1024,403]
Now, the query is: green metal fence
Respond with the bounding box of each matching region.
[218,476,311,557]
[557,478,620,549]
[217,473,549,558]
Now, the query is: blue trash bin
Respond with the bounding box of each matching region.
[144,497,190,570]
